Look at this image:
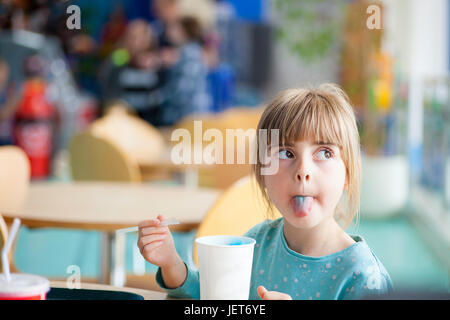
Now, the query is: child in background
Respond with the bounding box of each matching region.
[151,0,180,49]
[137,84,393,300]
[158,15,210,126]
[99,19,165,126]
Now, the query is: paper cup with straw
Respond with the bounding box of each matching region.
[0,218,50,300]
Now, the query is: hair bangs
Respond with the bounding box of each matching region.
[276,94,346,152]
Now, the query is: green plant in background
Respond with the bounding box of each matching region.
[274,0,346,63]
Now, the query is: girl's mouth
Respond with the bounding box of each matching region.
[292,196,314,217]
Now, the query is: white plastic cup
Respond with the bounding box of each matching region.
[0,273,50,300]
[195,235,256,300]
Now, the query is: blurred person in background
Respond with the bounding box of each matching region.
[151,0,180,49]
[159,15,210,126]
[0,59,20,146]
[0,0,94,55]
[99,19,166,127]
[0,0,98,95]
[0,0,51,32]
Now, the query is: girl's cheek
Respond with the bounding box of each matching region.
[318,159,345,175]
[277,159,290,169]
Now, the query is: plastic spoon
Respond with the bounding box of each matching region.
[116,218,180,234]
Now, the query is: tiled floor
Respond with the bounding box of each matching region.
[14,214,448,291]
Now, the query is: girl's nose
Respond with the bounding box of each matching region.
[295,156,311,183]
[296,171,310,183]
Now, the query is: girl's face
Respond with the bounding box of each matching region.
[264,139,347,230]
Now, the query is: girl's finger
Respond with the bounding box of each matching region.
[257,286,268,299]
[139,226,167,237]
[257,286,292,300]
[138,233,166,249]
[138,219,161,229]
[265,291,292,300]
[140,239,164,255]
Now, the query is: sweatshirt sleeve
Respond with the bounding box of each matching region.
[155,262,200,299]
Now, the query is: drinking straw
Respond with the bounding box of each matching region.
[116,218,179,234]
[1,218,21,282]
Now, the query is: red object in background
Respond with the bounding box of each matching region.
[76,96,98,131]
[13,79,55,179]
[0,293,46,300]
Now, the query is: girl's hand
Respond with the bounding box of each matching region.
[137,214,179,268]
[257,286,292,300]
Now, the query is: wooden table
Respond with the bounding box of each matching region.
[3,181,221,286]
[50,280,168,300]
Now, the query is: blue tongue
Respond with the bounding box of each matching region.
[294,196,312,212]
[295,196,306,205]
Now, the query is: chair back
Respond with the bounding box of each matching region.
[174,107,264,189]
[0,146,30,272]
[69,131,141,182]
[0,146,30,214]
[90,105,166,165]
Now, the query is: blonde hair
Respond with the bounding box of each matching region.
[252,83,361,229]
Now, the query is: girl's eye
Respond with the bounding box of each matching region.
[278,149,294,159]
[316,149,333,160]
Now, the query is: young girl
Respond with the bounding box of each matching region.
[137,83,393,300]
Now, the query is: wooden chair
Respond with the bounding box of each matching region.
[0,146,31,273]
[68,131,142,182]
[192,175,282,265]
[174,107,265,189]
[90,104,166,166]
[89,104,174,182]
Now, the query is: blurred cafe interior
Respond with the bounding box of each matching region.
[0,0,448,297]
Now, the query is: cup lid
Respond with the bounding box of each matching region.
[0,273,50,297]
